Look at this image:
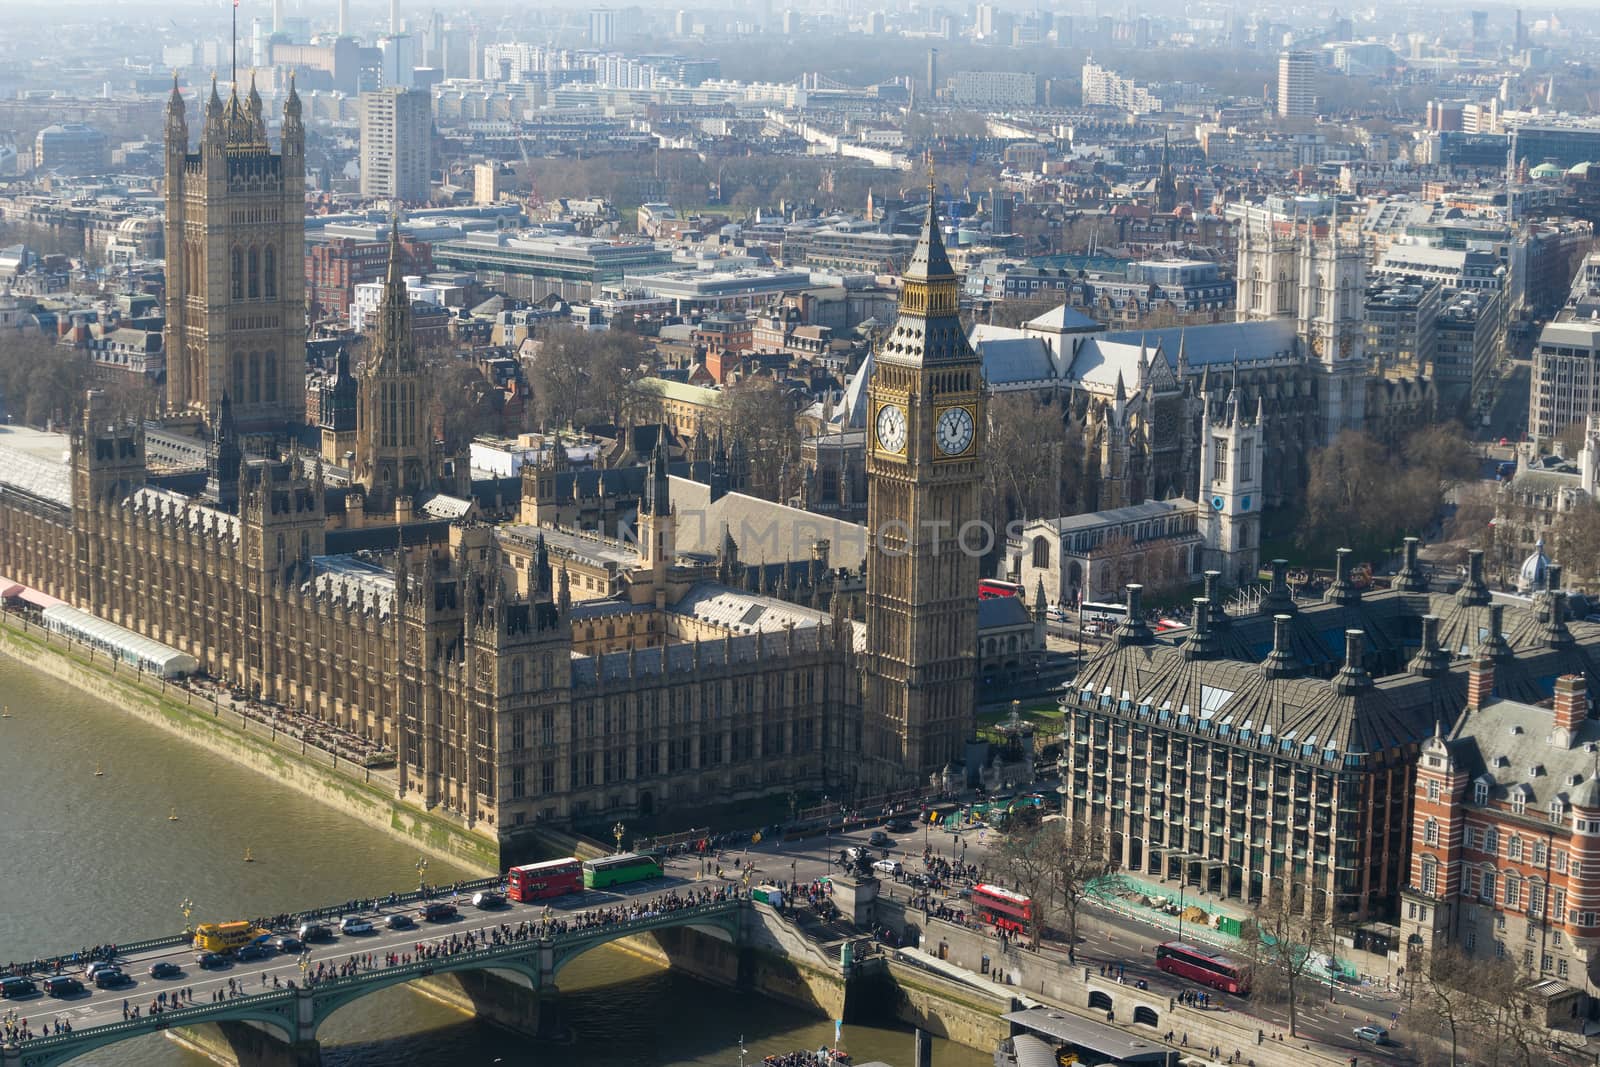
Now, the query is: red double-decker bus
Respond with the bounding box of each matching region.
[507,857,583,903]
[1154,941,1251,994]
[978,579,1024,600]
[971,883,1033,934]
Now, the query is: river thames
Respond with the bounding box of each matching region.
[0,658,987,1067]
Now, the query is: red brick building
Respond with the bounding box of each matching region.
[305,236,433,323]
[1404,656,1600,1020]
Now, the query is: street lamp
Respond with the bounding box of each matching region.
[297,949,312,986]
[613,821,626,855]
[414,856,429,892]
[179,897,195,935]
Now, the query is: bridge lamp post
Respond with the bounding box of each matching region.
[179,897,195,935]
[298,950,312,986]
[415,856,429,892]
[612,821,626,855]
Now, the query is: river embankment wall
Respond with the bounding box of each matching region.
[0,615,499,874]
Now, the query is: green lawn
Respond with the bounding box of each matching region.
[976,704,1064,743]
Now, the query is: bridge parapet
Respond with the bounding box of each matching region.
[1,899,749,1067]
[6,879,507,980]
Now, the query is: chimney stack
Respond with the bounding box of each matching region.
[1457,549,1490,606]
[1262,614,1300,679]
[1554,675,1589,742]
[1182,597,1218,660]
[1395,536,1427,592]
[1410,614,1450,677]
[1467,653,1495,711]
[1335,629,1373,694]
[1262,558,1294,614]
[1116,583,1154,646]
[1326,547,1360,606]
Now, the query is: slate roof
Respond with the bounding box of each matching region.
[668,476,870,568]
[978,595,1032,630]
[670,581,831,633]
[1442,699,1600,811]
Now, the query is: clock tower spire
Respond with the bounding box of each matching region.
[863,163,985,780]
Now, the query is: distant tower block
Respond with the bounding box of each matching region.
[390,0,400,34]
[339,0,350,36]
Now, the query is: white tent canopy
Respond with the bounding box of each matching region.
[41,604,199,678]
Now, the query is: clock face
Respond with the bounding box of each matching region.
[1211,495,1225,511]
[1240,495,1252,511]
[876,403,907,454]
[936,406,975,456]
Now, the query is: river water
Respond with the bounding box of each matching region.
[0,659,988,1067]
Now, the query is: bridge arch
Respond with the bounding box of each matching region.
[547,915,741,983]
[1132,1005,1160,1027]
[1087,989,1114,1012]
[308,957,545,1038]
[9,999,299,1067]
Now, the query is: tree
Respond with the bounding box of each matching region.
[1051,818,1114,963]
[0,332,95,429]
[714,376,800,501]
[993,821,1062,949]
[1299,426,1467,558]
[525,326,652,431]
[1555,501,1600,590]
[1408,944,1478,1067]
[1238,886,1330,1038]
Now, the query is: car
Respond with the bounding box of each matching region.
[872,859,903,877]
[1353,1026,1389,1046]
[868,831,891,847]
[339,917,375,935]
[0,976,38,998]
[385,912,414,930]
[472,891,505,909]
[235,942,271,961]
[273,935,303,954]
[43,976,84,997]
[148,962,182,979]
[421,902,457,922]
[83,961,118,980]
[298,922,332,942]
[886,819,915,834]
[195,952,227,970]
[93,968,130,989]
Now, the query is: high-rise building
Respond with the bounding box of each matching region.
[162,74,306,433]
[1277,50,1316,118]
[863,179,984,777]
[589,8,616,45]
[360,87,432,203]
[379,34,417,88]
[926,48,938,98]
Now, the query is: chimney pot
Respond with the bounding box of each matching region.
[1468,548,1484,584]
[1344,629,1363,671]
[1192,597,1210,635]
[1555,674,1588,738]
[1467,654,1495,711]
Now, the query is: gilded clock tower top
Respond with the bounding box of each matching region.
[878,172,969,368]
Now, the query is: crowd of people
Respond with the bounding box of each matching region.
[184,677,390,764]
[2,943,118,980]
[3,1009,73,1044]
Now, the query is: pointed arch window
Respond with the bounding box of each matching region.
[231,248,243,300]
[263,350,278,404]
[247,247,260,299]
[264,245,277,301]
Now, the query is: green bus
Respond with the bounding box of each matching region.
[583,852,663,889]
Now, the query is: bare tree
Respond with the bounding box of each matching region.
[525,326,652,431]
[714,376,800,501]
[993,821,1062,949]
[1239,886,1330,1038]
[1052,818,1114,964]
[1409,944,1480,1067]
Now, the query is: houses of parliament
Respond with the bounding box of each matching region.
[0,80,985,861]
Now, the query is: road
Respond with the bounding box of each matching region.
[703,817,1416,1065]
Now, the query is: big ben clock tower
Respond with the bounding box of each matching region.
[864,170,985,780]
